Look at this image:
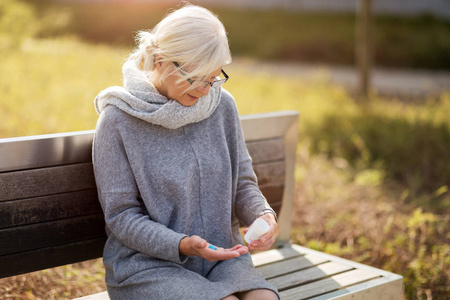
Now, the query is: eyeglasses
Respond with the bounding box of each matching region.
[173,62,229,89]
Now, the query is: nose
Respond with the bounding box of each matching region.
[196,84,211,95]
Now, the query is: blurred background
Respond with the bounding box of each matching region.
[1,0,449,299]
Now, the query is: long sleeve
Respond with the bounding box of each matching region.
[225,95,274,226]
[93,109,187,264]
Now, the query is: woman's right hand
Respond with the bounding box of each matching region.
[179,235,248,262]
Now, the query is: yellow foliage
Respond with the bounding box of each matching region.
[0,38,129,138]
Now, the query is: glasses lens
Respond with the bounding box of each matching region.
[179,66,228,89]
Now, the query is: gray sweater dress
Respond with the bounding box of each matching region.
[92,61,279,299]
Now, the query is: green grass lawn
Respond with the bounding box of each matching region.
[0,38,127,138]
[0,37,449,299]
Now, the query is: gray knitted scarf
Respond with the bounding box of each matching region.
[94,60,221,129]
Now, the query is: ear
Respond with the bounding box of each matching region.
[154,55,163,70]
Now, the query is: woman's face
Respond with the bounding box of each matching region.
[153,61,222,107]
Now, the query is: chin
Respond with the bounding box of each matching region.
[180,102,197,107]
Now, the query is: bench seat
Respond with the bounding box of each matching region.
[76,244,402,300]
[0,111,403,300]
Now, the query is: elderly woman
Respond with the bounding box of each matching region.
[93,4,279,300]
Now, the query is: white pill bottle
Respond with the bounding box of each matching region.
[244,218,270,244]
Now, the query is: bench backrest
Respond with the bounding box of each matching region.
[0,111,298,278]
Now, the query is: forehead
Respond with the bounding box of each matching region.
[178,62,222,79]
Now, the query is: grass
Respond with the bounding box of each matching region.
[292,152,450,300]
[0,260,106,299]
[0,37,128,138]
[0,37,449,299]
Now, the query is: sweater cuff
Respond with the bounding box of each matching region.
[147,229,188,264]
[177,235,189,264]
[259,208,278,222]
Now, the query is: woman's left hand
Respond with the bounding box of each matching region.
[244,213,279,251]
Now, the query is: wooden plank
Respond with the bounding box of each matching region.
[253,161,285,186]
[257,254,329,279]
[0,214,106,255]
[240,111,299,142]
[0,189,101,229]
[0,130,94,172]
[252,246,304,267]
[279,269,381,300]
[246,138,285,164]
[309,276,403,300]
[290,244,403,279]
[75,292,109,300]
[268,262,354,291]
[0,238,106,278]
[259,184,283,213]
[0,163,96,202]
[266,201,282,217]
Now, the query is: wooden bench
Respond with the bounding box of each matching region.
[0,111,403,299]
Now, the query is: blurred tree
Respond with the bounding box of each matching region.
[356,0,373,99]
[0,0,36,50]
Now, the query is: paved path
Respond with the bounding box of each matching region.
[229,59,450,98]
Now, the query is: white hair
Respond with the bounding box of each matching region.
[128,4,231,89]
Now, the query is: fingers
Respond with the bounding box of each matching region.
[248,235,276,251]
[229,245,241,251]
[230,244,248,255]
[201,243,248,262]
[247,214,279,251]
[203,247,239,262]
[182,235,251,261]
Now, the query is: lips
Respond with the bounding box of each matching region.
[187,94,199,101]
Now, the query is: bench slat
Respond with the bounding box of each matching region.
[268,262,354,291]
[246,138,285,164]
[75,292,109,300]
[0,189,100,229]
[256,254,329,279]
[253,161,285,186]
[0,163,96,202]
[279,269,381,300]
[259,184,283,215]
[251,246,304,266]
[0,238,106,278]
[0,130,94,173]
[0,214,105,256]
[308,276,403,300]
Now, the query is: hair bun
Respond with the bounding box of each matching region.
[139,32,157,54]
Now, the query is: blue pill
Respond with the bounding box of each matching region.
[208,245,217,250]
